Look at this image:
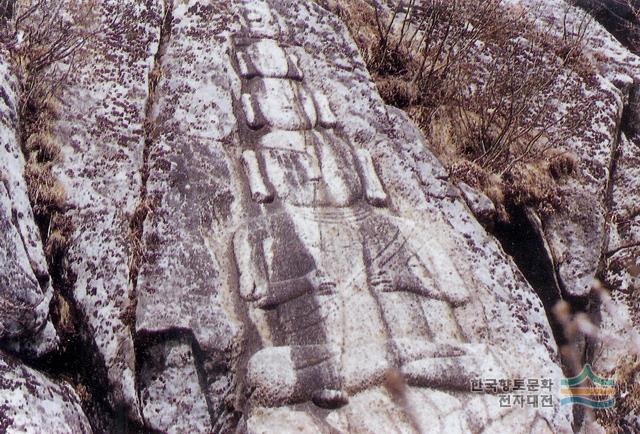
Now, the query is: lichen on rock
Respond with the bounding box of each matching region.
[1,0,639,432]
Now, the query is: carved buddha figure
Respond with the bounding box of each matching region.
[231,4,507,412]
[240,0,281,39]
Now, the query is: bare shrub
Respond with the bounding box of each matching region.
[2,0,94,71]
[558,2,593,63]
[573,0,640,50]
[451,42,587,177]
[3,0,97,132]
[327,0,593,220]
[1,0,97,271]
[0,0,15,24]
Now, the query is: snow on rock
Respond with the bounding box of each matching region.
[50,0,164,421]
[0,350,92,433]
[0,48,56,357]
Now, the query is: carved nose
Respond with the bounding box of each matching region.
[307,160,322,181]
[306,148,322,181]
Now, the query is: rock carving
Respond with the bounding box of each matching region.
[230,2,503,412]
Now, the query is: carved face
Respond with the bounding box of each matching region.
[241,1,281,38]
[235,39,303,80]
[234,30,387,210]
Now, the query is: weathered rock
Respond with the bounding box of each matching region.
[0,350,92,433]
[503,0,640,300]
[0,184,44,339]
[600,132,640,372]
[133,2,241,430]
[458,182,497,224]
[506,1,640,429]
[131,0,572,432]
[0,48,56,357]
[430,0,625,301]
[596,60,640,434]
[139,336,212,433]
[51,0,164,421]
[575,0,640,49]
[15,0,638,431]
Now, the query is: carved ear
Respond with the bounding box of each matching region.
[241,150,274,203]
[235,51,258,79]
[240,93,265,130]
[312,91,337,128]
[286,53,304,81]
[355,148,388,207]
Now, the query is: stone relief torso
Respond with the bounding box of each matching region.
[229,1,506,412]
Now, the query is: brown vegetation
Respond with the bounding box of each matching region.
[2,1,95,355]
[2,0,96,247]
[597,355,640,432]
[324,0,594,221]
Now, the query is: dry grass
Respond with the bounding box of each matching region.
[324,0,593,221]
[24,162,65,218]
[25,131,61,163]
[22,111,66,229]
[51,291,75,336]
[2,1,97,323]
[596,355,640,432]
[0,4,101,379]
[20,84,67,226]
[1,0,98,249]
[45,213,73,259]
[128,197,154,284]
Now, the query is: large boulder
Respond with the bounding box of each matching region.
[128,0,571,432]
[20,0,638,431]
[0,48,56,357]
[138,335,213,433]
[0,350,92,433]
[50,0,164,421]
[510,1,640,429]
[500,0,640,299]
